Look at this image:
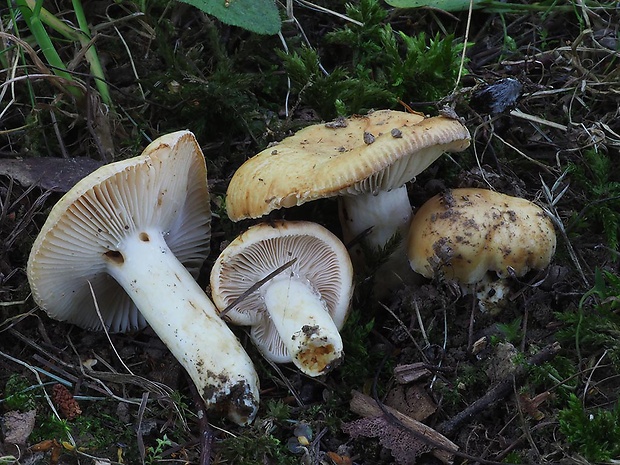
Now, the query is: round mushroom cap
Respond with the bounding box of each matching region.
[27,130,211,332]
[408,188,556,284]
[210,221,354,362]
[226,110,471,221]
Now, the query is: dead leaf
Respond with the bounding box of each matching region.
[385,384,437,421]
[518,391,550,421]
[2,409,37,445]
[342,416,432,465]
[326,451,353,465]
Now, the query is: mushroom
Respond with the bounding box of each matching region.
[210,220,354,377]
[27,131,260,425]
[407,188,557,311]
[225,110,470,252]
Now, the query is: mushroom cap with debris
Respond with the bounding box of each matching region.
[407,188,557,284]
[226,110,471,221]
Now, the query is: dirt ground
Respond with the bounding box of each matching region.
[1,1,620,464]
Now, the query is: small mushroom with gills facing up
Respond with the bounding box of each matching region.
[407,188,557,312]
[27,131,260,425]
[210,221,354,377]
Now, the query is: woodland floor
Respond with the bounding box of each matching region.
[1,1,620,464]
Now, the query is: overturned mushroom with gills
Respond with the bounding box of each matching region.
[407,188,557,312]
[210,221,354,377]
[27,131,260,425]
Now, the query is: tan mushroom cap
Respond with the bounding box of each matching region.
[408,188,556,284]
[226,110,471,221]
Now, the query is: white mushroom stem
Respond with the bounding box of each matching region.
[103,228,259,425]
[262,273,344,377]
[339,186,413,249]
[470,274,511,314]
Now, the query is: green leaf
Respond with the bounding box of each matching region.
[177,0,281,35]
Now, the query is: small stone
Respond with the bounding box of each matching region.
[390,128,402,138]
[325,117,348,129]
[363,131,375,144]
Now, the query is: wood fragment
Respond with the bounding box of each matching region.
[393,362,432,383]
[385,384,437,421]
[0,157,103,192]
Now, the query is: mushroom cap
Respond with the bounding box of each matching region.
[210,221,354,362]
[407,188,556,284]
[226,110,471,221]
[27,131,211,332]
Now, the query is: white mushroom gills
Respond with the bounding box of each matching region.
[210,221,353,378]
[104,228,259,425]
[261,273,344,376]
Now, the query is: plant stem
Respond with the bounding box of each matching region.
[71,0,113,107]
[15,0,83,99]
[15,0,112,107]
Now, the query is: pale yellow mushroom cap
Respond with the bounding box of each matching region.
[407,188,556,284]
[226,110,471,221]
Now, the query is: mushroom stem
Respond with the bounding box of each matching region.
[262,274,344,377]
[104,228,259,425]
[339,186,413,249]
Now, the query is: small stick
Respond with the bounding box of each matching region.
[393,362,432,384]
[220,258,297,317]
[187,376,214,465]
[136,392,149,465]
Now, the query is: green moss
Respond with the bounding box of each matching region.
[2,374,36,412]
[559,393,620,462]
[217,427,298,465]
[568,149,620,255]
[279,0,467,118]
[31,415,72,443]
[527,356,578,400]
[557,269,620,369]
[337,308,380,387]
